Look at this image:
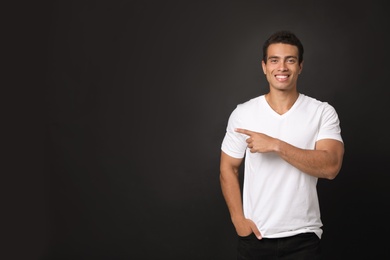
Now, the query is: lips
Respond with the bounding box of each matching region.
[275,75,289,81]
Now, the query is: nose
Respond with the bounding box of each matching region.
[278,62,288,71]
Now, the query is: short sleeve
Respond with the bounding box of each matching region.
[317,103,343,143]
[221,106,248,158]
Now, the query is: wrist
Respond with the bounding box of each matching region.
[231,215,246,224]
[273,138,282,153]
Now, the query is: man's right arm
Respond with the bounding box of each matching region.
[219,151,262,239]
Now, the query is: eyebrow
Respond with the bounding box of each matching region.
[268,55,298,60]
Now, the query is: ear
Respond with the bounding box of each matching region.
[261,60,267,75]
[299,60,304,74]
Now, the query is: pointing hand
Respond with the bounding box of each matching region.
[235,128,277,153]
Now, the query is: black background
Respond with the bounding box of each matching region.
[6,1,390,259]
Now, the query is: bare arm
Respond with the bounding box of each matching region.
[220,151,262,239]
[235,128,344,180]
[276,138,344,179]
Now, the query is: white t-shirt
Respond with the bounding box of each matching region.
[221,93,343,239]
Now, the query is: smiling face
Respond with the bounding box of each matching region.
[262,43,303,93]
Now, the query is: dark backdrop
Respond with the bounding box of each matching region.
[7,1,390,259]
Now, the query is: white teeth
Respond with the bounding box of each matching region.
[276,75,288,79]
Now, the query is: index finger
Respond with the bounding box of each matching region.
[235,128,254,136]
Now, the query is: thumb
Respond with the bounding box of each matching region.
[250,225,262,240]
[248,219,262,240]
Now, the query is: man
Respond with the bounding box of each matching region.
[220,30,344,259]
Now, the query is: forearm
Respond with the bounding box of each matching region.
[220,168,245,223]
[235,128,344,179]
[274,139,344,179]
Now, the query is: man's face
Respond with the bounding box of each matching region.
[262,43,303,92]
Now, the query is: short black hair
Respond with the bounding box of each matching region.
[262,30,304,64]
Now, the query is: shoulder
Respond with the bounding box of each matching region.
[299,94,340,122]
[300,94,337,111]
[235,96,263,111]
[227,96,263,123]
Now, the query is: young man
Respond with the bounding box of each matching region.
[220,30,344,259]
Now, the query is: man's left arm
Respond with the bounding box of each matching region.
[235,128,344,180]
[275,138,344,179]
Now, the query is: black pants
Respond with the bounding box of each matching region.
[237,232,322,260]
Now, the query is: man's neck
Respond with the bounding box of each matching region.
[265,91,300,115]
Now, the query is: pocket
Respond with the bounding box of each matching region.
[238,232,255,240]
